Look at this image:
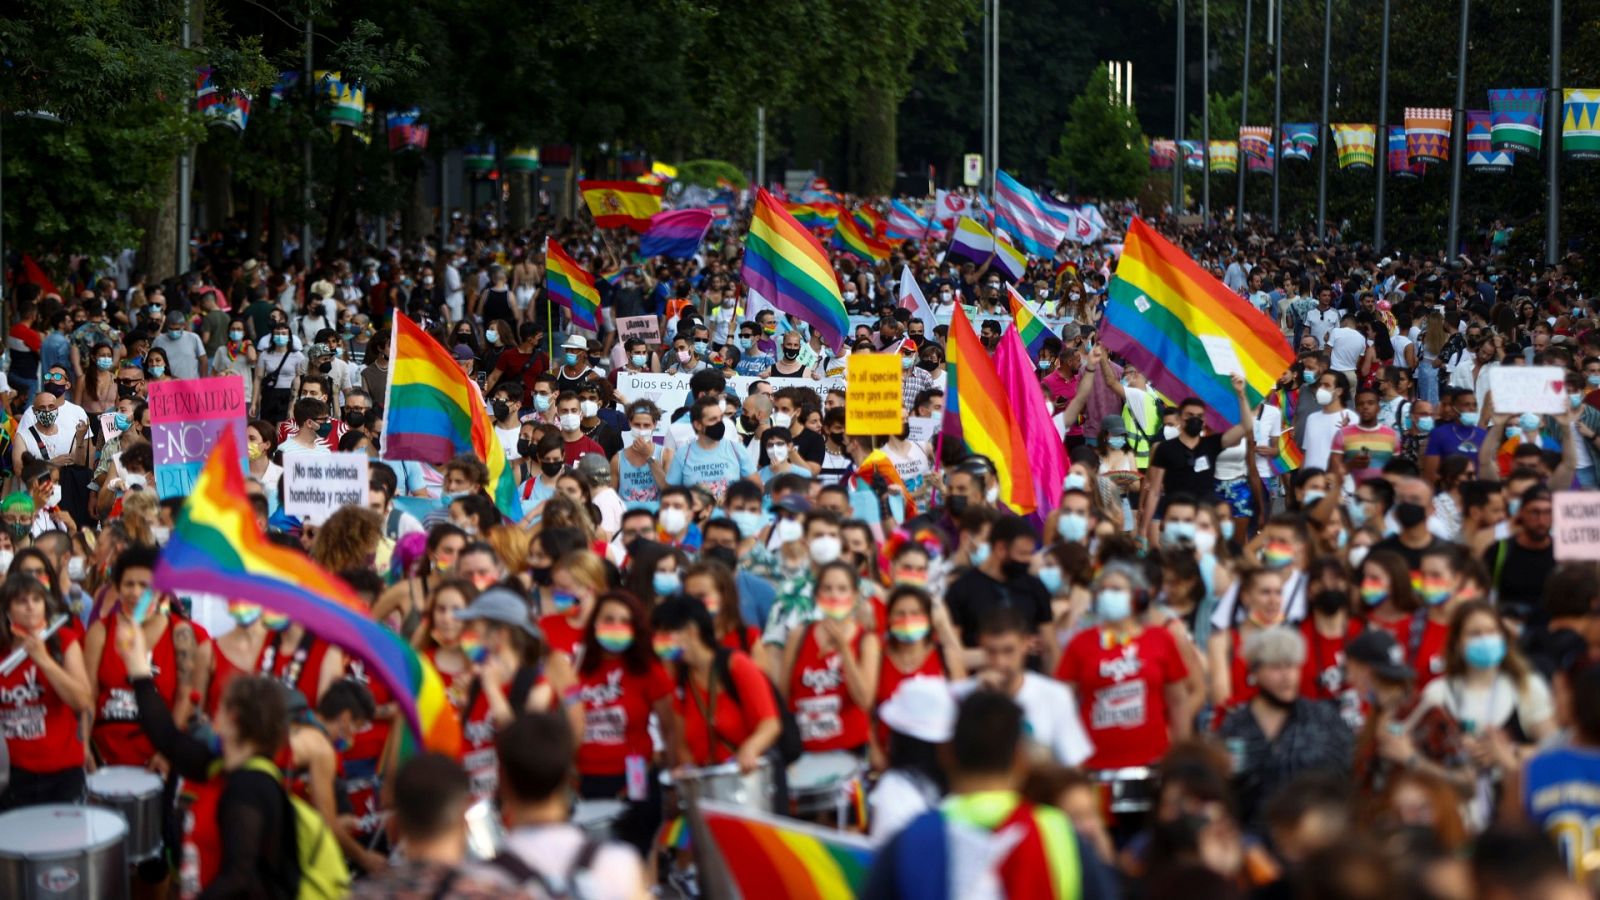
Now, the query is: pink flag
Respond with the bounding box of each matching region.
[993,324,1068,517]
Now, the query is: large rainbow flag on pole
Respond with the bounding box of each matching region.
[697,800,876,899]
[154,445,461,758]
[742,188,850,353]
[831,211,891,263]
[382,312,522,520]
[944,304,1036,514]
[544,238,601,331]
[1102,218,1293,433]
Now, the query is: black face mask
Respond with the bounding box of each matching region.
[705,545,738,569]
[1183,417,1205,437]
[517,438,535,458]
[1312,588,1349,618]
[343,410,367,429]
[492,400,511,421]
[1394,501,1427,529]
[117,383,138,400]
[540,460,563,477]
[529,566,553,587]
[702,421,726,442]
[946,495,969,518]
[782,347,800,361]
[1002,560,1030,579]
[316,361,332,374]
[917,359,938,373]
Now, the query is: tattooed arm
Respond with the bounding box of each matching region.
[172,621,198,729]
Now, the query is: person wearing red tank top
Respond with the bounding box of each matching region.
[258,617,344,706]
[539,549,605,659]
[1205,568,1286,724]
[1412,545,1477,687]
[289,679,386,875]
[1301,586,1366,728]
[416,579,476,711]
[683,561,769,671]
[871,585,965,768]
[205,601,270,719]
[568,591,673,855]
[82,545,204,769]
[781,561,880,754]
[0,575,92,809]
[1358,549,1421,652]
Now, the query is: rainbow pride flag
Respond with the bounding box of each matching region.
[544,238,601,331]
[831,211,891,263]
[1102,218,1293,433]
[945,304,1036,514]
[1006,284,1058,359]
[1269,428,1305,476]
[852,205,886,238]
[784,201,840,233]
[742,188,850,353]
[382,312,521,521]
[154,445,461,758]
[698,800,876,900]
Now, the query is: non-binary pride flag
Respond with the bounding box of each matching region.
[1209,141,1240,174]
[543,239,601,331]
[383,313,522,521]
[1331,124,1377,170]
[1405,108,1452,164]
[994,170,1069,258]
[1239,126,1273,160]
[742,188,850,353]
[639,208,714,259]
[945,304,1035,515]
[579,180,664,232]
[1389,126,1424,179]
[1102,217,1294,433]
[1281,123,1318,161]
[155,444,461,759]
[1466,111,1513,173]
[1562,89,1600,160]
[947,216,1026,283]
[1488,88,1547,154]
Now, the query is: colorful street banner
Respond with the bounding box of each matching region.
[1331,124,1377,170]
[463,141,496,172]
[1179,140,1204,170]
[1405,107,1452,164]
[313,71,365,127]
[268,71,299,107]
[1150,139,1178,170]
[1488,88,1546,154]
[1247,142,1275,174]
[195,67,251,132]
[504,146,539,172]
[386,109,428,152]
[1209,140,1239,174]
[1281,123,1318,161]
[1562,89,1600,160]
[1389,126,1424,179]
[1239,126,1273,160]
[1466,110,1513,173]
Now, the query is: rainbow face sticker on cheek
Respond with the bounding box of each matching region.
[817,597,855,621]
[652,635,683,661]
[228,602,263,627]
[550,591,579,615]
[459,633,488,664]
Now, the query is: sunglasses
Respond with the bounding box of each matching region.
[42,373,67,383]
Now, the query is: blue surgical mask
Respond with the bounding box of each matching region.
[1459,411,1480,428]
[730,510,764,539]
[564,351,579,366]
[1108,435,1126,449]
[1163,520,1196,545]
[485,329,499,344]
[148,365,166,378]
[1302,369,1316,384]
[1509,498,1522,518]
[1057,513,1089,542]
[1063,473,1087,492]
[1303,490,1326,507]
[1589,374,1600,388]
[652,571,681,596]
[970,542,991,566]
[1463,633,1506,670]
[1036,359,1052,371]
[1347,498,1367,526]
[273,334,289,347]
[533,394,552,411]
[631,353,648,368]
[1506,426,1523,439]
[1220,519,1236,541]
[1417,416,1436,434]
[1038,565,1064,594]
[1573,395,1586,410]
[694,341,709,356]
[738,337,753,351]
[96,357,114,371]
[1096,588,1133,621]
[1518,412,1541,432]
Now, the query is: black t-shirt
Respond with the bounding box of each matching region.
[481,287,515,328]
[1373,534,1447,576]
[761,427,827,468]
[946,566,1053,648]
[1151,433,1226,503]
[1484,538,1556,616]
[585,421,624,460]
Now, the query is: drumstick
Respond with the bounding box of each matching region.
[0,614,69,676]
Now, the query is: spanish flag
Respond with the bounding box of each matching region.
[579,180,664,232]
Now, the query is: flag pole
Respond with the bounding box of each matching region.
[1444,0,1470,259]
[1236,0,1252,233]
[1271,0,1281,232]
[1546,0,1562,266]
[1174,0,1186,212]
[1316,0,1332,240]
[1375,0,1391,249]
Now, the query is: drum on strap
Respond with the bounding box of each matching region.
[571,800,627,843]
[659,758,775,815]
[0,805,129,900]
[85,766,165,863]
[463,800,505,862]
[786,751,862,828]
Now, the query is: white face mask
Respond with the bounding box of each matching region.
[774,518,805,544]
[810,535,842,565]
[125,473,147,490]
[557,413,582,431]
[66,556,86,581]
[767,445,790,463]
[0,550,12,573]
[658,507,689,536]
[1347,545,1369,568]
[1162,425,1180,441]
[1193,529,1218,554]
[1315,388,1335,407]
[151,525,171,545]
[47,485,61,508]
[579,400,599,418]
[771,412,793,429]
[985,486,999,505]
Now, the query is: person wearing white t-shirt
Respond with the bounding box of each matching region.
[1301,371,1356,471]
[1325,316,1369,391]
[953,614,1093,767]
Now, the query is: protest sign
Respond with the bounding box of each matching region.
[1553,491,1600,561]
[906,416,940,444]
[149,375,248,499]
[616,371,693,411]
[616,315,661,345]
[1487,366,1569,414]
[845,353,904,435]
[283,452,370,526]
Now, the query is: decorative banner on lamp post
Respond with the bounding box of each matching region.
[1281,123,1317,161]
[195,67,251,132]
[504,147,540,172]
[1405,107,1452,165]
[1150,139,1177,170]
[1331,124,1376,170]
[463,141,496,173]
[1466,110,1513,173]
[1209,141,1240,174]
[1488,88,1546,154]
[313,71,365,127]
[1388,126,1424,179]
[1561,89,1600,160]
[1247,142,1276,174]
[1239,126,1273,160]
[1179,140,1203,170]
[386,109,428,152]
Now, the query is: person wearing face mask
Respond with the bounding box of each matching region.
[1421,388,1487,484]
[870,586,964,767]
[539,549,607,659]
[279,680,386,875]
[210,316,259,401]
[945,515,1057,674]
[567,591,673,856]
[279,396,336,460]
[1299,584,1363,725]
[1139,377,1256,545]
[554,335,601,394]
[779,561,880,757]
[253,324,307,423]
[665,395,756,503]
[158,310,210,380]
[757,428,810,486]
[1206,567,1288,718]
[767,332,816,380]
[550,391,606,464]
[1217,627,1353,827]
[650,596,781,776]
[1373,477,1448,573]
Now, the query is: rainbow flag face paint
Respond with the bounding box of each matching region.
[817,597,855,621]
[1262,541,1295,570]
[653,635,683,662]
[549,591,579,615]
[1418,577,1452,606]
[888,616,929,644]
[459,633,487,664]
[1359,579,1388,607]
[262,610,291,632]
[596,624,634,654]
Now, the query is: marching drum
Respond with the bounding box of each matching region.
[463,799,505,862]
[787,751,861,828]
[86,767,165,863]
[571,800,627,843]
[1090,766,1159,817]
[660,757,775,815]
[0,805,129,900]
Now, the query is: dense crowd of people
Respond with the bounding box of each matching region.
[0,189,1595,900]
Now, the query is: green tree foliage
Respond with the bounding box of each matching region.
[1050,66,1148,199]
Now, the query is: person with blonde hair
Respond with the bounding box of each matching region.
[540,549,608,658]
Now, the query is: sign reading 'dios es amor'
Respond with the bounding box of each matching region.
[149,375,248,499]
[1553,491,1600,561]
[1487,366,1569,415]
[283,452,370,526]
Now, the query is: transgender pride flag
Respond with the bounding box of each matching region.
[639,208,714,259]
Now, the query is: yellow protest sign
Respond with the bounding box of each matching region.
[845,352,905,435]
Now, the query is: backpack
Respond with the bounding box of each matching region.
[681,647,803,765]
[242,757,352,900]
[491,836,602,899]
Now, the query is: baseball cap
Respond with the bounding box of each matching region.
[451,344,475,361]
[774,494,812,515]
[454,587,541,637]
[575,453,611,486]
[1345,629,1413,682]
[1099,415,1127,437]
